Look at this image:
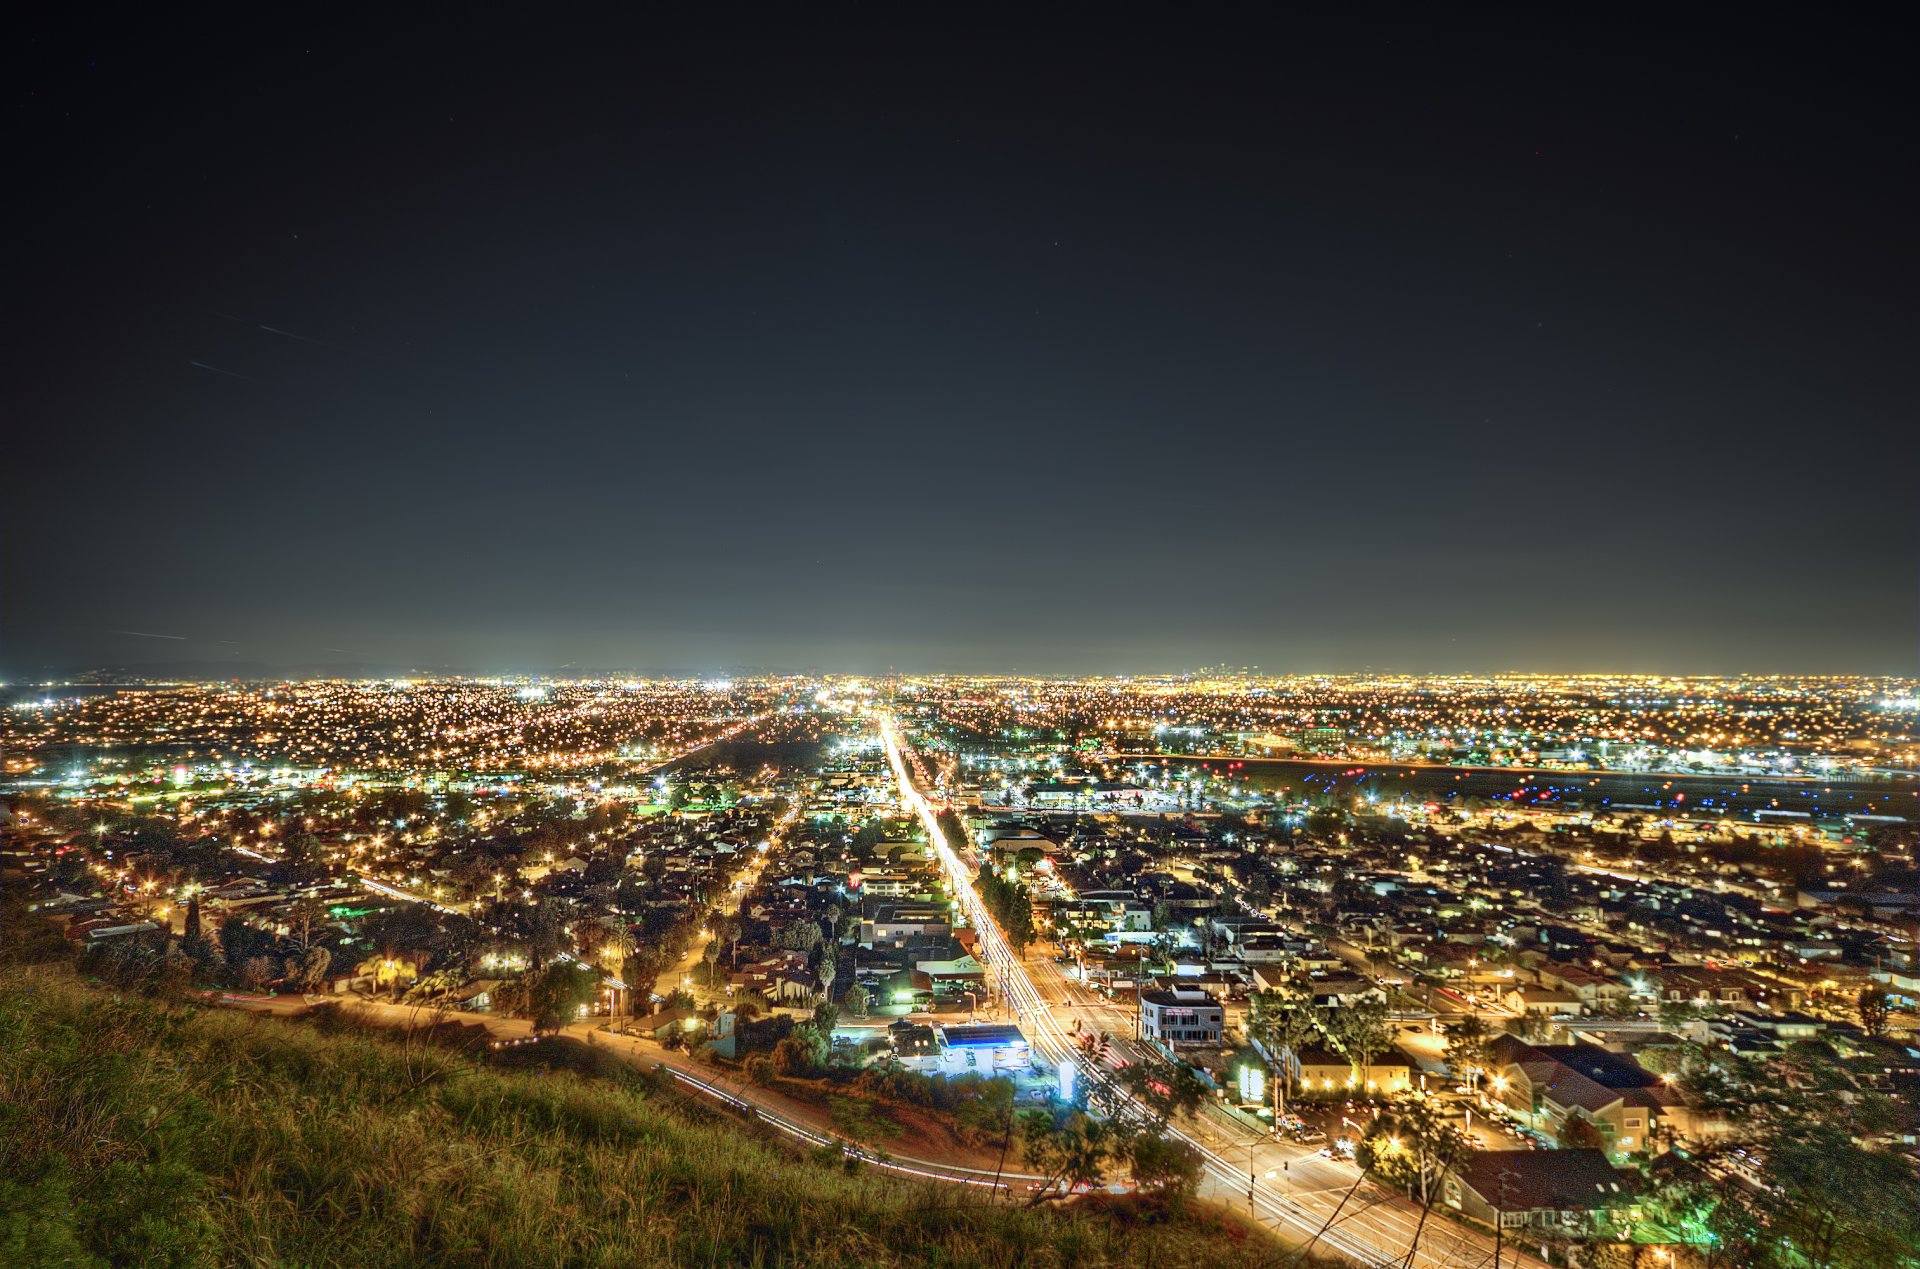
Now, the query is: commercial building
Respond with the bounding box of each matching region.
[896,1023,1033,1076]
[1139,985,1224,1045]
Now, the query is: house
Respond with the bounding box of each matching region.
[67,916,160,942]
[629,1006,701,1039]
[860,903,950,945]
[1505,986,1585,1017]
[1644,965,1802,1012]
[1539,963,1631,1009]
[1446,1149,1634,1236]
[1486,1035,1686,1154]
[1291,1042,1415,1094]
[1139,986,1224,1046]
[728,950,818,1005]
[851,866,926,898]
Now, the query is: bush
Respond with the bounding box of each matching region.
[1129,1133,1203,1201]
[771,1035,813,1077]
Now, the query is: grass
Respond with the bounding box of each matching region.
[827,1094,906,1146]
[0,967,1329,1268]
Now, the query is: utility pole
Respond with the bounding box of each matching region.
[1492,1173,1514,1269]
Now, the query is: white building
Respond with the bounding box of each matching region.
[1139,986,1224,1045]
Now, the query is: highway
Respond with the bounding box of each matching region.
[878,714,1547,1269]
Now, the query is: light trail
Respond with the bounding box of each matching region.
[663,1065,1038,1190]
[355,873,462,915]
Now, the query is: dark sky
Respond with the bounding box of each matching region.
[7,11,1913,677]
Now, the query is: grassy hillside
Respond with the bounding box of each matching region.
[0,969,1300,1268]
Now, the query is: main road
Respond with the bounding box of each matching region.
[878,714,1547,1269]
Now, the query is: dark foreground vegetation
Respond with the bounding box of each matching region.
[0,965,1296,1268]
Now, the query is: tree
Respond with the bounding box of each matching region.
[1359,1094,1473,1208]
[280,831,321,881]
[287,895,329,952]
[1127,1132,1203,1201]
[239,955,277,991]
[1003,890,1036,955]
[218,916,274,972]
[1018,1109,1121,1204]
[771,1035,814,1077]
[1760,1123,1920,1268]
[182,893,204,953]
[528,961,601,1033]
[1325,995,1393,1089]
[1443,1013,1493,1093]
[817,949,838,1003]
[1659,999,1703,1030]
[778,920,823,952]
[1306,806,1347,837]
[527,898,570,971]
[1248,982,1321,1122]
[297,945,332,993]
[1113,1060,1208,1126]
[575,912,633,966]
[975,867,1037,954]
[1857,984,1892,1039]
[1557,1114,1604,1151]
[1358,1095,1481,1268]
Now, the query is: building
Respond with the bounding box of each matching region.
[1446,1149,1633,1236]
[912,938,988,993]
[896,1023,1032,1076]
[1504,986,1586,1017]
[1487,1035,1687,1154]
[1291,1042,1415,1094]
[1139,986,1224,1045]
[1300,727,1346,753]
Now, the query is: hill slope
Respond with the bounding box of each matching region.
[0,970,1294,1268]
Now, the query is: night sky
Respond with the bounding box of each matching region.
[7,11,1913,677]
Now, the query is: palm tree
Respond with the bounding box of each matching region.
[817,949,838,1004]
[1326,995,1393,1091]
[1249,981,1321,1124]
